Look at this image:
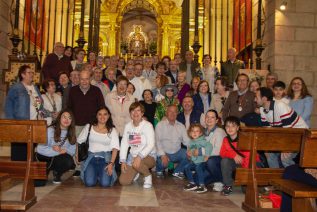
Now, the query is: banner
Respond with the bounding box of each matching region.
[233,0,252,52]
[24,0,45,50]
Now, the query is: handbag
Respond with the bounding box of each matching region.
[78,124,92,162]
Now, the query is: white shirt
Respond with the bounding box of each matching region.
[41,93,62,125]
[77,124,120,153]
[25,84,40,120]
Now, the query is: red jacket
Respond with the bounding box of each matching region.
[220,137,252,168]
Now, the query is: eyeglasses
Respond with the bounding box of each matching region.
[166,89,174,92]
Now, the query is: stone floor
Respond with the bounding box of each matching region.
[2,172,245,212]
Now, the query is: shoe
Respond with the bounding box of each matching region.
[172,172,185,179]
[143,174,152,189]
[196,185,208,193]
[53,171,61,184]
[133,173,140,182]
[156,171,164,178]
[221,186,233,196]
[72,170,80,177]
[264,186,274,192]
[184,183,198,191]
[212,182,224,192]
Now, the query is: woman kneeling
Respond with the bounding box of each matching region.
[119,102,156,189]
[77,107,119,187]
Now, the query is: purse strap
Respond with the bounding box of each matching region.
[86,124,92,144]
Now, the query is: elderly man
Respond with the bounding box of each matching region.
[134,63,152,90]
[222,73,256,121]
[221,48,245,87]
[91,67,110,102]
[42,42,73,82]
[165,59,178,84]
[124,64,147,100]
[177,96,205,129]
[142,57,157,88]
[62,69,80,109]
[179,50,200,84]
[266,72,278,90]
[68,70,105,136]
[155,105,190,179]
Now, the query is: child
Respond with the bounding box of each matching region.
[273,81,289,104]
[184,124,212,193]
[220,116,251,196]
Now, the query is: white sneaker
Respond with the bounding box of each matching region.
[212,182,224,192]
[143,174,152,189]
[133,173,140,182]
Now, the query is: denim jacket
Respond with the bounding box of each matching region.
[5,82,47,119]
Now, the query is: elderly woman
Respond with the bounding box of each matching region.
[210,77,230,121]
[176,71,191,104]
[193,80,212,114]
[201,54,219,93]
[42,79,62,125]
[139,89,157,126]
[77,107,119,187]
[119,102,156,189]
[154,84,182,126]
[152,75,169,102]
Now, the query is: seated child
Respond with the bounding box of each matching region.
[183,123,212,194]
[273,81,289,104]
[220,116,252,196]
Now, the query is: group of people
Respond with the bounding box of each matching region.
[4,42,315,209]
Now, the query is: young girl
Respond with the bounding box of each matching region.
[220,116,251,196]
[184,123,212,193]
[36,109,76,184]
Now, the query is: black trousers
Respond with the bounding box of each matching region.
[36,153,75,175]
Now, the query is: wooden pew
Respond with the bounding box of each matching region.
[271,129,317,212]
[0,119,47,211]
[234,127,306,212]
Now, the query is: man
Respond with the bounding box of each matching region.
[91,67,110,102]
[255,87,308,168]
[179,51,200,84]
[177,96,205,129]
[222,73,256,121]
[125,64,147,100]
[5,65,47,161]
[142,57,157,88]
[174,53,182,67]
[165,59,178,84]
[134,63,152,91]
[68,70,105,136]
[266,72,278,90]
[62,69,80,109]
[42,42,73,82]
[155,105,190,178]
[221,48,245,87]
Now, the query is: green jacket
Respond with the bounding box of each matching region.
[220,59,245,86]
[188,136,213,164]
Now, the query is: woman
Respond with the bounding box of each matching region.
[36,109,76,184]
[139,89,157,126]
[161,55,171,72]
[119,102,156,189]
[71,48,85,71]
[127,82,138,102]
[154,84,182,126]
[56,71,70,95]
[249,80,261,94]
[88,51,97,67]
[210,77,230,120]
[64,46,73,58]
[103,67,116,91]
[117,57,126,73]
[201,54,219,93]
[287,77,314,127]
[176,71,190,104]
[77,107,119,187]
[188,76,201,96]
[152,75,169,102]
[42,79,62,125]
[204,110,226,191]
[193,80,212,114]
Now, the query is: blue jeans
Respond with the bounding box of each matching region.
[184,162,206,185]
[266,152,283,168]
[204,156,222,185]
[84,157,114,187]
[156,148,189,174]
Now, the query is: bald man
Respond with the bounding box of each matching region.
[42,42,73,82]
[221,48,245,87]
[179,51,200,84]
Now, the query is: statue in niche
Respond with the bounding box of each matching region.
[128,25,148,55]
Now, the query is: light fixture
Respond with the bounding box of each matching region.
[280,1,287,11]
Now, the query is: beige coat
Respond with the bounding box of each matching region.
[105,91,135,136]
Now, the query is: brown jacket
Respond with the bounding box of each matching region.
[105,91,135,136]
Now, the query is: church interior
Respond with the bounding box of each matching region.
[0,0,317,211]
